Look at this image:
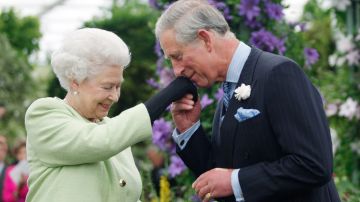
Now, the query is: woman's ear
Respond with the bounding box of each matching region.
[197,29,212,52]
[70,80,79,92]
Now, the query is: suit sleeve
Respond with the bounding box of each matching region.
[176,125,214,176]
[238,61,333,200]
[25,99,152,167]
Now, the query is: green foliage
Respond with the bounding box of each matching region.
[0,34,35,137]
[0,9,41,141]
[302,0,360,200]
[0,8,41,56]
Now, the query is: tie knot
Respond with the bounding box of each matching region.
[223,82,231,95]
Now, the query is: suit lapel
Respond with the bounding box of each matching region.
[218,47,263,167]
[212,99,223,146]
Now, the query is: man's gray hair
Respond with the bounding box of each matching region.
[51,28,130,91]
[155,0,233,44]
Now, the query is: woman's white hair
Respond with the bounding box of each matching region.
[155,0,234,44]
[51,28,130,91]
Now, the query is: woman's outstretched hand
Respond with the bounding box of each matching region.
[144,76,198,123]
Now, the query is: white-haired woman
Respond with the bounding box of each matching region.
[24,28,197,202]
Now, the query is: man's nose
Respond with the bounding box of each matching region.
[173,64,185,77]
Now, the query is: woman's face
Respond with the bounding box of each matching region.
[70,66,123,121]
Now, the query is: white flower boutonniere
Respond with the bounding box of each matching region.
[234,83,251,101]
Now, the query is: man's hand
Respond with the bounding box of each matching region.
[171,94,201,133]
[192,168,234,202]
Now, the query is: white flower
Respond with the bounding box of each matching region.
[330,128,340,155]
[346,50,360,66]
[336,34,354,53]
[336,56,346,66]
[325,103,338,117]
[350,141,360,156]
[338,97,358,120]
[331,0,351,11]
[234,84,251,101]
[328,54,338,66]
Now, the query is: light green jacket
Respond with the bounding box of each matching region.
[24,97,152,202]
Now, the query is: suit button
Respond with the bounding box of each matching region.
[244,152,249,160]
[119,179,126,187]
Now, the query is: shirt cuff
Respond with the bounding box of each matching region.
[172,121,200,150]
[231,169,245,202]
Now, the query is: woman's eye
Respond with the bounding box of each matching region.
[103,86,112,90]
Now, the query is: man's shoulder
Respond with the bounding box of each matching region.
[260,51,297,66]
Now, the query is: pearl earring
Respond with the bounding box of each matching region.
[73,91,79,95]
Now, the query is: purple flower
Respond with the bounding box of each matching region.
[325,103,338,117]
[152,118,173,151]
[200,94,214,109]
[168,155,187,178]
[250,29,286,54]
[276,38,286,55]
[208,0,233,21]
[155,41,163,57]
[148,0,161,9]
[215,88,224,102]
[147,78,160,89]
[191,195,202,202]
[156,57,165,73]
[159,68,175,88]
[237,0,261,21]
[304,48,319,66]
[291,22,307,32]
[265,3,284,21]
[245,18,263,29]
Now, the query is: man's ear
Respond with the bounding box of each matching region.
[197,29,212,52]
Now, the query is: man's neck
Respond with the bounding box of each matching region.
[215,38,240,81]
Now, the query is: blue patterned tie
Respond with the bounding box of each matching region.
[223,81,232,109]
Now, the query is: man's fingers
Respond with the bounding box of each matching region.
[171,102,194,111]
[198,184,211,199]
[171,96,195,111]
[184,93,194,99]
[173,95,194,104]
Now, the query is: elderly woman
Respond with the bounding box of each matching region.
[24,28,196,202]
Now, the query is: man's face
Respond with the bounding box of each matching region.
[160,29,219,88]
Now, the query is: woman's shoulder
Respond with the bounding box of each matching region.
[29,97,64,109]
[26,97,67,116]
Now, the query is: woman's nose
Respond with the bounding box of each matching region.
[109,88,120,102]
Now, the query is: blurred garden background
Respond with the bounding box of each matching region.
[0,0,359,201]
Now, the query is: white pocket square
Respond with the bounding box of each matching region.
[234,107,260,122]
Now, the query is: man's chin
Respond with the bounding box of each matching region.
[195,81,214,89]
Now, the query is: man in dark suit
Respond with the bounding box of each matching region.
[155,0,340,201]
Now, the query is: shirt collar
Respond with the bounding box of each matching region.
[225,41,251,83]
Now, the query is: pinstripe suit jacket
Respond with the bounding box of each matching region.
[177,48,341,202]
